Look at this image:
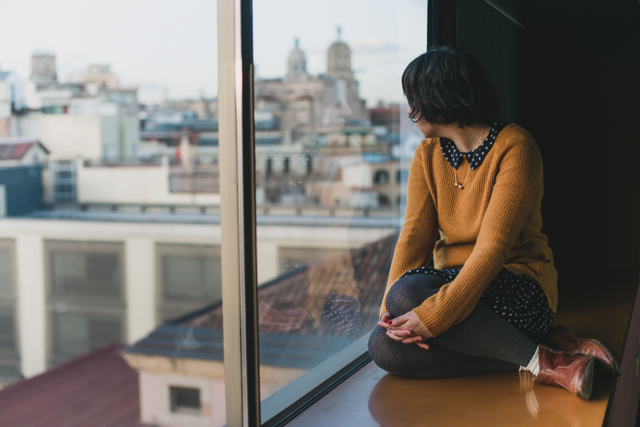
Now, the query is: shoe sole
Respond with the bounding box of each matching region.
[579,357,595,400]
[585,338,620,376]
[553,325,620,376]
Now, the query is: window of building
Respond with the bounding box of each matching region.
[396,168,408,184]
[47,242,123,300]
[45,241,125,367]
[374,170,390,185]
[0,242,15,296]
[49,159,77,203]
[170,386,201,415]
[156,244,222,322]
[51,312,122,364]
[0,240,19,377]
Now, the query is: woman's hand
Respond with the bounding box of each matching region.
[377,311,432,350]
[379,312,392,324]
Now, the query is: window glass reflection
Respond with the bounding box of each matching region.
[0,1,222,425]
[254,0,427,406]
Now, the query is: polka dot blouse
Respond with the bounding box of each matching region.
[439,119,511,170]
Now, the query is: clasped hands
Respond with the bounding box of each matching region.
[377,311,432,350]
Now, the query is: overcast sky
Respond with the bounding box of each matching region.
[1,0,426,106]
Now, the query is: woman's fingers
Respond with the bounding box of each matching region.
[399,335,423,345]
[386,330,429,347]
[416,342,430,350]
[377,320,392,329]
[388,314,409,328]
[389,311,433,339]
[385,329,415,341]
[377,312,393,329]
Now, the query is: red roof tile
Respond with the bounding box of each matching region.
[0,143,34,160]
[187,232,398,335]
[0,344,141,427]
[0,138,48,160]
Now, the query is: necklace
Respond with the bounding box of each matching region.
[454,127,485,190]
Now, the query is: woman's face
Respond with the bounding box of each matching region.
[407,106,439,138]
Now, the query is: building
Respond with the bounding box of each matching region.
[0,138,49,168]
[122,233,395,426]
[19,54,140,162]
[254,32,372,149]
[0,166,44,218]
[0,212,395,382]
[30,52,57,83]
[73,156,220,207]
[70,64,120,91]
[0,69,27,138]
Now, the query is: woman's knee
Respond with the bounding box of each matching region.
[368,326,444,379]
[368,326,399,373]
[386,274,446,316]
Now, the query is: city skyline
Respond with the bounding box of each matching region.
[1,0,426,106]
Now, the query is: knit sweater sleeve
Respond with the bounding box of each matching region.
[413,132,542,337]
[379,142,438,319]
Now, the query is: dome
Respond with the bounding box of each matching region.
[286,38,309,82]
[327,29,353,80]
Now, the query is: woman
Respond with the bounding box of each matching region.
[367,47,618,400]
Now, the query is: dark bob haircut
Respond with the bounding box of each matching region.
[402,47,499,127]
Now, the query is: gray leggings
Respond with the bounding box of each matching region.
[368,274,538,379]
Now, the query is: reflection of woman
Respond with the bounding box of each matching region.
[368,47,618,399]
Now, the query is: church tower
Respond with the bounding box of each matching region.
[31,52,58,83]
[285,38,309,82]
[327,27,353,81]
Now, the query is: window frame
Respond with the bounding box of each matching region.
[217,1,430,425]
[43,240,126,367]
[0,239,19,375]
[155,243,222,322]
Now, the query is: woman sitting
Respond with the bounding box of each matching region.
[368,47,618,400]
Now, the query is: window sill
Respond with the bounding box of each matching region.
[284,272,640,427]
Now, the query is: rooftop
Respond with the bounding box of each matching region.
[124,233,397,368]
[0,344,140,427]
[0,138,48,160]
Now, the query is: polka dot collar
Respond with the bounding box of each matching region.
[439,119,510,170]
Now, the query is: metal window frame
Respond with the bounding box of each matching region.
[218,0,261,425]
[218,1,430,425]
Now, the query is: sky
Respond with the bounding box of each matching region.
[0,0,426,106]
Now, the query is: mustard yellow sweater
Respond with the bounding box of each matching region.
[379,124,558,337]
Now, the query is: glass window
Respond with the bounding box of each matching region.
[0,242,15,295]
[170,386,202,414]
[47,241,123,300]
[51,312,122,363]
[156,244,222,322]
[0,1,222,422]
[253,0,427,416]
[0,0,429,423]
[0,309,18,376]
[278,246,344,275]
[45,241,125,366]
[0,240,19,379]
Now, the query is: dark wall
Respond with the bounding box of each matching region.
[0,166,44,216]
[455,0,640,289]
[457,0,524,123]
[518,0,640,282]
